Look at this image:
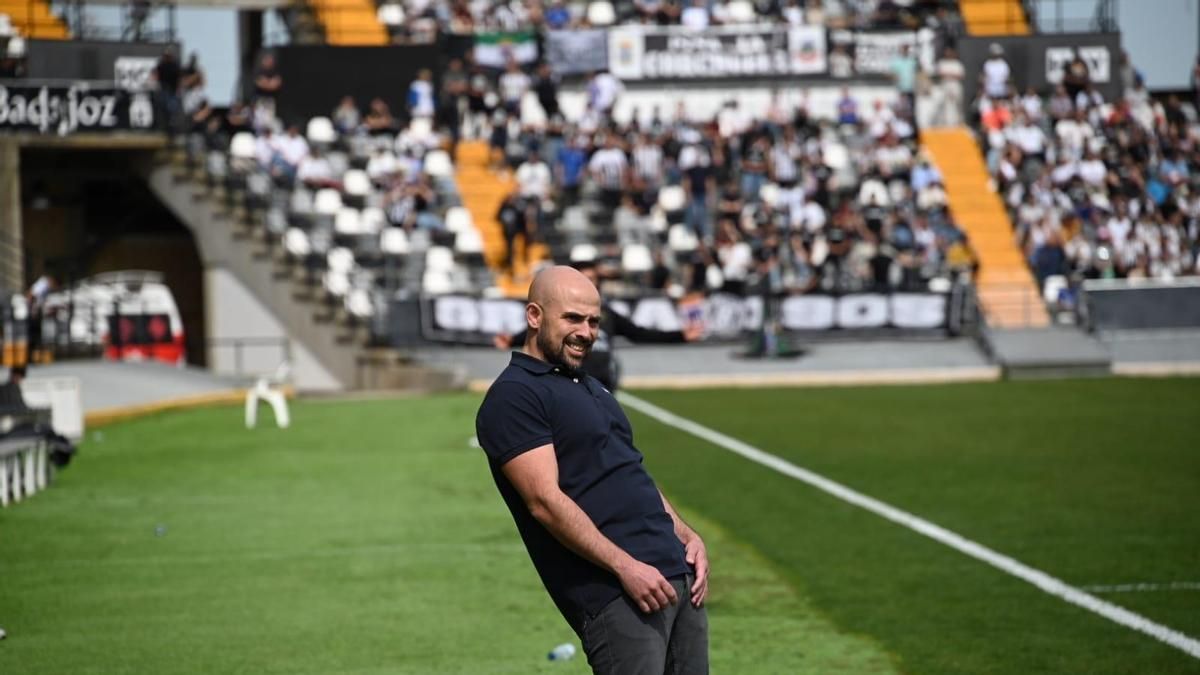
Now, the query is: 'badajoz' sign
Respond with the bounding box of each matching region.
[0,82,156,135]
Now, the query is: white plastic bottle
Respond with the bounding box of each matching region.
[547,642,576,661]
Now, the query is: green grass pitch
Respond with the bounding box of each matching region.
[1,377,1197,674]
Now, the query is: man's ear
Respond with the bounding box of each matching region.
[526,302,542,331]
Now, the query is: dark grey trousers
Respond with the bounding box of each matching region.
[580,574,709,675]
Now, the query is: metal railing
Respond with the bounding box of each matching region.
[1023,0,1119,33]
[206,336,291,378]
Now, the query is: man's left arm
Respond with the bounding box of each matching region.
[609,306,702,343]
[659,489,709,607]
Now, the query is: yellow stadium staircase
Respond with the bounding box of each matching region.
[308,0,388,45]
[958,0,1029,35]
[0,0,68,39]
[921,127,1049,328]
[455,141,550,298]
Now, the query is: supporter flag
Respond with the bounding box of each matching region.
[474,30,538,68]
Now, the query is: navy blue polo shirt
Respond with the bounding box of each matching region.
[475,351,689,630]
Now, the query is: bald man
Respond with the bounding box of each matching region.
[476,266,710,674]
[493,261,703,392]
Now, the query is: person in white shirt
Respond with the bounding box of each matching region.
[680,0,709,29]
[255,128,276,169]
[498,60,531,116]
[981,43,1011,99]
[1007,113,1046,162]
[1077,151,1107,187]
[407,69,436,118]
[934,46,966,126]
[516,154,553,201]
[297,152,336,188]
[1055,109,1093,160]
[274,125,310,168]
[366,147,399,186]
[587,71,624,116]
[1106,200,1133,251]
[1020,86,1044,122]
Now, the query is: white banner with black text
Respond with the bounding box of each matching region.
[419,292,950,344]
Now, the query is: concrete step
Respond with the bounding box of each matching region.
[982,327,1111,379]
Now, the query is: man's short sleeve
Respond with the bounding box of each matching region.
[476,381,553,466]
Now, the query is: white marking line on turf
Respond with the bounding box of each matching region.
[617,392,1200,661]
[1082,582,1200,594]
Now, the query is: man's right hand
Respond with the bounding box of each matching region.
[617,559,678,613]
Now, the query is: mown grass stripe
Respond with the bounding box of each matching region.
[619,391,1200,661]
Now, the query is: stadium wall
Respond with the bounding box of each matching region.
[0,142,19,293]
[205,268,341,390]
[266,44,442,125]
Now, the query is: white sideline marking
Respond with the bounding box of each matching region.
[1082,582,1200,594]
[618,392,1200,661]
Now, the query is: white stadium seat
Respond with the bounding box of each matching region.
[360,207,387,234]
[423,150,454,178]
[290,188,314,215]
[6,36,25,58]
[622,244,653,273]
[658,185,687,213]
[345,288,375,318]
[342,169,371,197]
[570,243,598,262]
[725,0,757,22]
[313,188,343,215]
[323,270,351,297]
[377,3,406,26]
[668,224,699,252]
[444,206,474,233]
[425,246,455,272]
[327,247,355,274]
[229,132,257,160]
[306,117,337,145]
[284,228,311,257]
[422,269,454,295]
[380,227,410,255]
[587,1,616,26]
[455,228,484,255]
[334,208,362,236]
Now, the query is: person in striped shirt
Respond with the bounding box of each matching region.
[630,132,664,214]
[588,135,630,218]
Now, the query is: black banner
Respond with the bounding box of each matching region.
[414,292,950,345]
[957,32,1122,105]
[0,82,157,134]
[1084,280,1200,331]
[25,39,178,83]
[266,44,443,125]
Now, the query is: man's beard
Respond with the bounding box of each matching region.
[537,329,592,374]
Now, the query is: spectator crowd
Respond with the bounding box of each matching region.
[372,0,956,42]
[970,44,1200,293]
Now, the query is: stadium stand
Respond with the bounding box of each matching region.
[965,45,1200,320]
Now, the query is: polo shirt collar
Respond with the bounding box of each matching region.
[510,351,555,375]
